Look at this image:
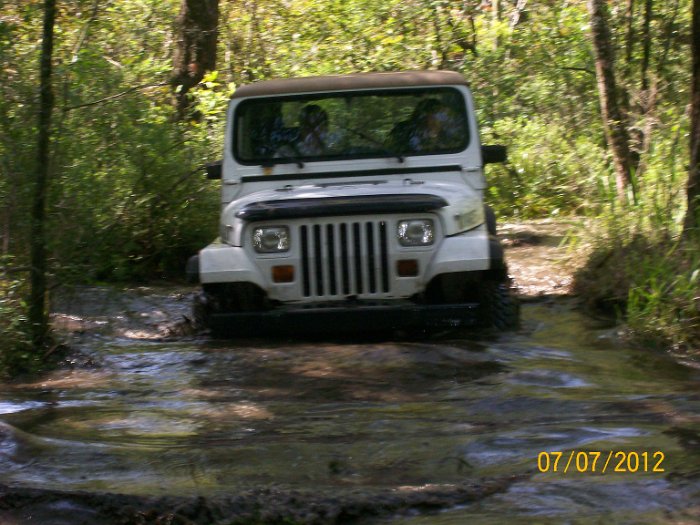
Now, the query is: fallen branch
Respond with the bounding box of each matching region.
[63,82,169,112]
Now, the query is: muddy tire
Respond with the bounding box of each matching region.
[193,283,268,334]
[192,291,213,330]
[478,281,519,330]
[484,205,497,236]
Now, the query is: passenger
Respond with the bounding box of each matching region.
[388,98,461,153]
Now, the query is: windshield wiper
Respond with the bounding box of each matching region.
[341,125,404,163]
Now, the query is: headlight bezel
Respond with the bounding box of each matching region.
[397,219,435,247]
[252,225,291,253]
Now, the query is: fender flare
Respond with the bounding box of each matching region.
[186,255,200,284]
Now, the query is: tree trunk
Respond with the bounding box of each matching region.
[640,0,653,92]
[628,0,654,175]
[171,0,219,119]
[624,0,635,68]
[510,0,528,29]
[29,0,56,351]
[684,0,700,233]
[587,0,634,201]
[492,0,501,49]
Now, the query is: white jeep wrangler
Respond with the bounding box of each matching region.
[189,70,516,335]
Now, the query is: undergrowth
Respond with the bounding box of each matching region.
[0,262,42,377]
[573,211,700,356]
[625,235,700,353]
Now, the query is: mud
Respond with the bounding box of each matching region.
[1,220,699,524]
[0,476,524,524]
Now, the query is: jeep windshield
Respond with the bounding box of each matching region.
[234,87,469,165]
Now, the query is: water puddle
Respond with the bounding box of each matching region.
[1,226,699,523]
[1,297,699,523]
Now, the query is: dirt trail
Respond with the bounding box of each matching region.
[500,219,576,298]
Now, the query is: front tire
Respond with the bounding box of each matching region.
[192,283,267,333]
[477,281,519,330]
[193,291,214,330]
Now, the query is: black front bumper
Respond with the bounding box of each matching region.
[208,301,479,336]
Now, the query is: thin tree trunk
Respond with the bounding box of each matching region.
[621,0,654,179]
[658,0,681,76]
[2,204,9,255]
[624,0,635,68]
[626,0,654,177]
[684,0,700,233]
[29,0,56,350]
[640,0,653,92]
[431,3,449,68]
[171,0,219,119]
[587,0,633,201]
[468,12,478,55]
[510,0,528,29]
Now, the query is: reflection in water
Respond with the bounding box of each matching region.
[0,299,699,523]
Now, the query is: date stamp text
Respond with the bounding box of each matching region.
[537,451,665,474]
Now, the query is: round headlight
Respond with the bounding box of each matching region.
[252,226,290,253]
[397,219,434,246]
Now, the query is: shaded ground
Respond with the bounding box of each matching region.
[2,220,700,524]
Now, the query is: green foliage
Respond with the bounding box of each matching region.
[574,231,700,354]
[2,0,219,282]
[626,244,700,352]
[0,0,695,360]
[2,0,690,276]
[53,97,219,281]
[0,262,38,377]
[573,114,697,352]
[484,117,607,218]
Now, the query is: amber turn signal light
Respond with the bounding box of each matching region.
[396,259,419,277]
[272,265,295,283]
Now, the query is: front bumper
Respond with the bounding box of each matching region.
[207,300,479,336]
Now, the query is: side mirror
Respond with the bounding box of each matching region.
[482,145,507,164]
[205,160,223,180]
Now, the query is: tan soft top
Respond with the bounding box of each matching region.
[231,70,467,99]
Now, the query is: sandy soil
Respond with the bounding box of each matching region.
[499,219,581,299]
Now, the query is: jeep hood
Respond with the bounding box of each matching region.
[220,179,483,244]
[225,179,480,218]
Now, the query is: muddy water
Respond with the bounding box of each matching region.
[1,224,700,523]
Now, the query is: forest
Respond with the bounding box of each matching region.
[0,0,698,374]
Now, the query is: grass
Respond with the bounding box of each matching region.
[573,224,700,357]
[0,259,48,378]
